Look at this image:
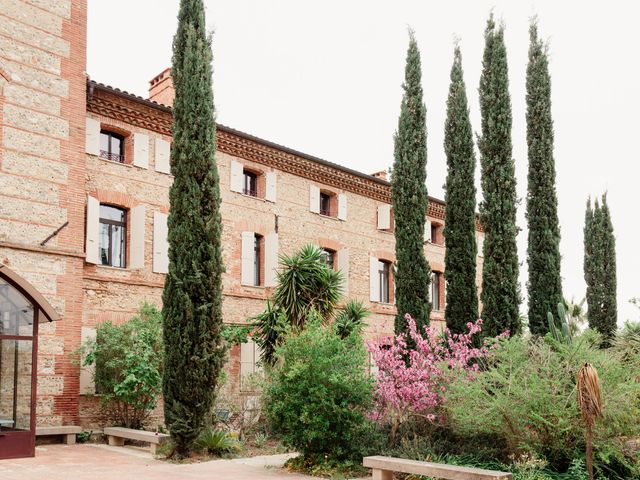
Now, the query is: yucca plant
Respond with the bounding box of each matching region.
[253,245,368,366]
[577,363,603,480]
[613,321,640,360]
[334,300,369,339]
[194,427,241,455]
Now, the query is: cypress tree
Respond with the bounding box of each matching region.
[525,22,562,335]
[443,45,478,333]
[391,31,431,335]
[162,0,225,456]
[584,196,617,345]
[597,195,617,345]
[583,198,597,331]
[478,16,521,336]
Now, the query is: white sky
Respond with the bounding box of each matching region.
[87,0,640,325]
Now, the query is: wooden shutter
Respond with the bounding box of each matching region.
[241,231,255,285]
[85,118,100,155]
[309,185,320,213]
[377,204,391,230]
[133,133,149,169]
[477,232,485,257]
[79,327,97,394]
[369,256,379,302]
[265,172,277,202]
[85,195,100,264]
[153,211,169,274]
[424,219,432,242]
[130,205,146,269]
[240,339,257,391]
[264,232,279,287]
[155,138,170,174]
[230,160,244,193]
[337,193,347,220]
[337,248,349,294]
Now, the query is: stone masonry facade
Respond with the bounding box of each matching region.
[0,0,484,428]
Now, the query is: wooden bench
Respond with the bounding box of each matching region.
[103,427,169,455]
[36,426,82,445]
[363,455,513,480]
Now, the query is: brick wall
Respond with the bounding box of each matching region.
[0,0,87,426]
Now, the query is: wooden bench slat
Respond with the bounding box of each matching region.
[363,456,512,480]
[36,426,82,435]
[103,427,169,445]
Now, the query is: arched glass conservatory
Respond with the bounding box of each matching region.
[0,265,59,460]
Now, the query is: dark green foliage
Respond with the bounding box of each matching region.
[443,45,478,333]
[194,428,241,455]
[81,303,163,429]
[162,0,225,456]
[599,195,617,345]
[391,31,431,335]
[583,196,618,346]
[478,16,521,336]
[526,22,563,336]
[263,318,376,462]
[252,300,286,367]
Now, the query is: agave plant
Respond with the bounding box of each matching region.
[194,427,241,455]
[613,321,640,359]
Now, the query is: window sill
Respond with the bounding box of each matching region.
[93,155,133,168]
[94,264,129,271]
[317,213,341,221]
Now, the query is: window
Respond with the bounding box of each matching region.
[320,248,335,269]
[431,271,442,311]
[99,205,126,268]
[243,170,258,197]
[253,234,262,286]
[378,260,391,303]
[100,130,125,163]
[431,222,444,245]
[320,192,332,216]
[240,338,263,391]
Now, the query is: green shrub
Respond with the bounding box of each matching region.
[81,303,163,429]
[194,428,241,455]
[443,331,640,477]
[263,315,378,462]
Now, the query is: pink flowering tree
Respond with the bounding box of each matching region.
[368,314,507,443]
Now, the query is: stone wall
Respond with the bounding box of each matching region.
[0,0,88,426]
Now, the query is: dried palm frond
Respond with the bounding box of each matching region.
[577,363,603,480]
[577,363,603,424]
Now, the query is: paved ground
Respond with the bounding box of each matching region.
[0,444,316,480]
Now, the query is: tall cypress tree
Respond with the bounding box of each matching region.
[478,16,521,336]
[162,0,225,456]
[391,31,431,335]
[583,198,597,331]
[525,22,562,335]
[443,45,478,333]
[584,196,617,345]
[598,195,617,345]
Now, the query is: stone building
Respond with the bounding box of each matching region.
[0,0,484,429]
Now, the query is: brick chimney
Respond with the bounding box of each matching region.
[149,68,174,107]
[370,170,388,181]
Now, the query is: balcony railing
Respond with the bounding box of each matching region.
[100,150,124,163]
[243,187,258,197]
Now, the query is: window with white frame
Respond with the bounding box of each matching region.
[240,338,263,391]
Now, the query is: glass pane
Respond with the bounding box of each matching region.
[111,225,125,268]
[100,132,109,152]
[111,135,122,156]
[0,339,33,431]
[99,205,125,222]
[99,223,110,265]
[0,279,34,336]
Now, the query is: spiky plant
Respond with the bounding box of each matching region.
[577,363,603,480]
[334,300,369,339]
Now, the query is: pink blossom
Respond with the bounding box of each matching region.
[367,314,507,432]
